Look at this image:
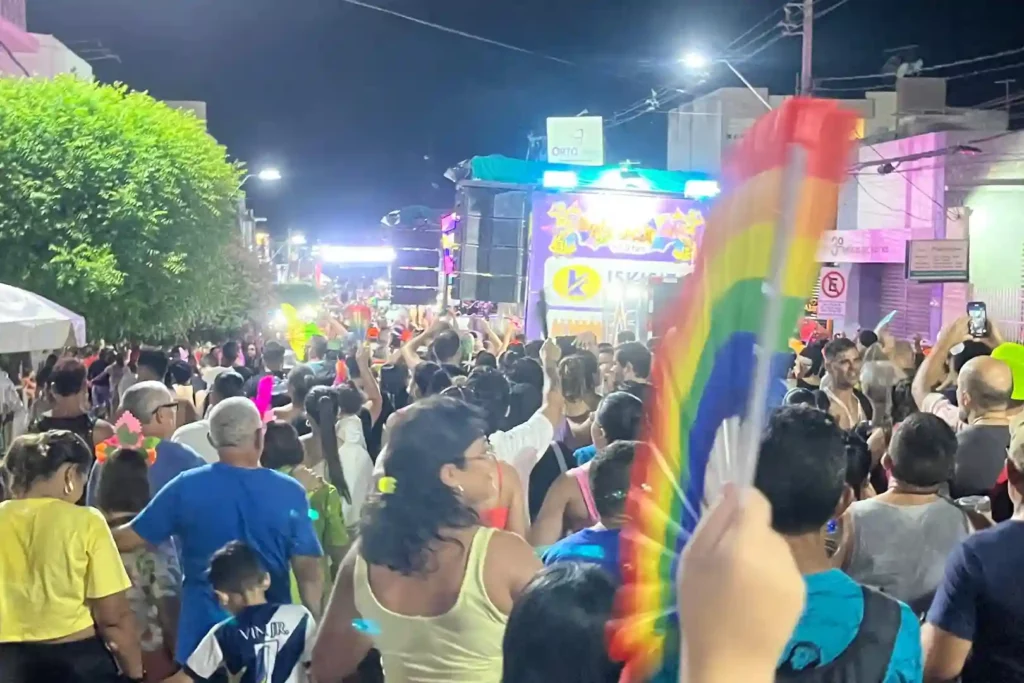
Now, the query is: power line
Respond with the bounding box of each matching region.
[606,90,685,129]
[816,0,855,20]
[817,44,1024,83]
[855,176,931,222]
[816,62,1024,95]
[0,38,30,77]
[725,5,785,53]
[734,32,787,64]
[336,0,575,67]
[728,22,785,60]
[948,60,1024,82]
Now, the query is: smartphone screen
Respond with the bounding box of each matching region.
[345,354,361,379]
[967,301,988,338]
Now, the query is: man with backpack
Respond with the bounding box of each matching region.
[754,405,922,682]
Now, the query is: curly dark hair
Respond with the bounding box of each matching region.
[360,396,486,575]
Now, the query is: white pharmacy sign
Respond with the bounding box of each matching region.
[546,116,604,166]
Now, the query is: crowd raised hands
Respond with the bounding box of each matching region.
[6,311,1024,683]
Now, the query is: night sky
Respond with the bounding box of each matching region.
[27,0,1024,240]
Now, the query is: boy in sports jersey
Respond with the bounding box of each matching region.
[166,541,317,683]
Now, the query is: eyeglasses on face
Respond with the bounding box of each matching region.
[151,401,179,416]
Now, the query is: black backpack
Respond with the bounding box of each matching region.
[777,586,901,683]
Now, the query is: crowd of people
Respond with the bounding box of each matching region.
[2,309,1024,683]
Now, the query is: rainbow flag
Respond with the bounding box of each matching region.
[607,99,859,682]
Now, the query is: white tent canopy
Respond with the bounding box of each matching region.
[0,283,87,354]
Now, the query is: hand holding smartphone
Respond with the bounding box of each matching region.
[967,301,988,338]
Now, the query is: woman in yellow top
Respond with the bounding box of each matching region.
[311,396,541,683]
[0,431,144,682]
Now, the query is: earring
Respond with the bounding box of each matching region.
[457,484,465,494]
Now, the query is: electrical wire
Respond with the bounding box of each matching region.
[817,44,1024,83]
[816,0,855,20]
[855,176,932,223]
[606,90,685,129]
[0,37,30,77]
[727,22,784,61]
[725,5,785,52]
[336,0,575,67]
[733,32,787,64]
[948,60,1024,82]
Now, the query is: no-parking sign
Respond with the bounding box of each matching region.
[818,265,850,318]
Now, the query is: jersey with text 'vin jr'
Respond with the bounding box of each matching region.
[184,603,315,683]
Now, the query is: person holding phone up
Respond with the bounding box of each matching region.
[911,312,1013,499]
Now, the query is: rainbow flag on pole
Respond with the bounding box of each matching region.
[607,98,859,682]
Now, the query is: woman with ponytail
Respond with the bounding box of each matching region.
[311,396,541,683]
[302,385,373,533]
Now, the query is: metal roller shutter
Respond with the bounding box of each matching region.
[879,263,933,341]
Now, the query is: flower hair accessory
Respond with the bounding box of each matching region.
[377,476,398,495]
[95,412,159,465]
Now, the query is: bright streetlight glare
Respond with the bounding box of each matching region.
[289,233,306,246]
[256,168,282,182]
[682,52,710,70]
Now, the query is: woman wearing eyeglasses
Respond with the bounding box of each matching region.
[311,396,542,683]
[0,431,144,683]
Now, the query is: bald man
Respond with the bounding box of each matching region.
[950,355,1013,497]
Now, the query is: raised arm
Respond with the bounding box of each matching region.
[400,321,448,369]
[354,344,383,424]
[539,338,565,427]
[913,317,969,410]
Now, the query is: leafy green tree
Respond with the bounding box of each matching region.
[0,75,265,341]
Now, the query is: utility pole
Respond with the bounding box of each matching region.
[800,0,814,94]
[996,79,1016,113]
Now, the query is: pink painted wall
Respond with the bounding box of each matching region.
[854,132,947,240]
[0,0,38,75]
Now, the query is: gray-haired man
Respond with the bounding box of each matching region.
[110,397,325,664]
[86,380,205,505]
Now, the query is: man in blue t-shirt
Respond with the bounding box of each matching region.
[754,405,921,683]
[87,381,206,504]
[543,441,637,582]
[112,398,324,664]
[923,431,1024,683]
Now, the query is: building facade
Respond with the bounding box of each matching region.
[0,0,93,79]
[669,77,1024,342]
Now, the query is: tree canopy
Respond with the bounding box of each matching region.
[0,75,269,342]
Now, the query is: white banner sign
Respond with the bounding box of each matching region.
[546,116,604,166]
[906,239,969,282]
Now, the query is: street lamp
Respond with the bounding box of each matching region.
[681,51,772,111]
[682,52,710,71]
[239,167,283,189]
